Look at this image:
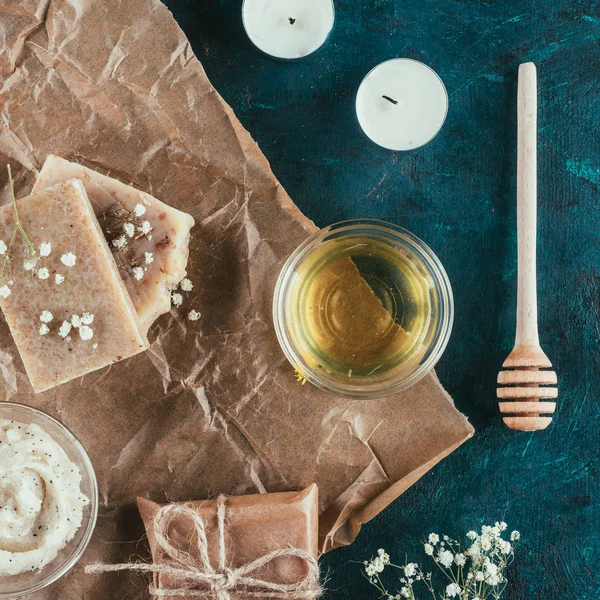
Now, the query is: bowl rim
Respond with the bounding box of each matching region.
[273,218,454,399]
[0,401,99,597]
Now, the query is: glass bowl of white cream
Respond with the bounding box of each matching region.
[0,402,98,596]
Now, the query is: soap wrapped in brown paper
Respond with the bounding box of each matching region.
[0,0,473,598]
[136,486,320,600]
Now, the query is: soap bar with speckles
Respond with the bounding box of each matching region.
[0,179,149,393]
[33,156,195,332]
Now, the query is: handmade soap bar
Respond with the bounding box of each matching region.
[33,156,195,331]
[0,179,149,393]
[137,485,320,600]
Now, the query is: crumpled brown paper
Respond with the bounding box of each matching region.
[0,0,473,597]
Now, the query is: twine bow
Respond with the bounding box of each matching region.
[85,496,322,600]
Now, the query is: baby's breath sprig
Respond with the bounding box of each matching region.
[100,201,153,280]
[362,522,520,600]
[0,166,38,294]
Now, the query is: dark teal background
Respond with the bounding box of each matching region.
[164,2,600,598]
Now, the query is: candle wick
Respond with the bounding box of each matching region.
[382,95,399,105]
[288,17,296,24]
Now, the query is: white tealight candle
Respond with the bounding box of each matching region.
[242,0,335,60]
[356,59,448,151]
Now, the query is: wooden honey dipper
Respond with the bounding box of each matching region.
[497,62,557,431]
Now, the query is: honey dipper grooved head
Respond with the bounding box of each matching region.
[497,368,557,431]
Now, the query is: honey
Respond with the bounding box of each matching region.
[288,235,435,379]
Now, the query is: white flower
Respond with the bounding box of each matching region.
[466,530,478,540]
[403,563,416,577]
[133,203,146,217]
[55,273,65,285]
[0,241,7,255]
[92,343,98,349]
[438,549,454,568]
[132,266,145,281]
[446,583,462,598]
[123,222,135,238]
[37,267,49,279]
[480,537,492,551]
[187,309,201,321]
[139,220,152,235]
[454,553,466,566]
[510,530,521,541]
[81,312,94,325]
[180,278,193,292]
[39,310,53,323]
[428,533,439,545]
[483,559,499,577]
[171,293,183,307]
[0,285,11,298]
[58,320,72,338]
[39,242,51,256]
[372,557,384,573]
[79,325,94,341]
[23,257,37,271]
[71,314,82,328]
[39,324,49,335]
[112,235,127,249]
[475,571,485,582]
[399,587,410,599]
[424,543,434,556]
[497,521,508,532]
[144,252,154,264]
[377,549,390,565]
[61,253,76,267]
[487,574,501,586]
[498,539,512,554]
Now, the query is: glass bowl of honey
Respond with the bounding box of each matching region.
[273,219,453,399]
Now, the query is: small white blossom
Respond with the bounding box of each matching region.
[454,553,466,566]
[112,235,127,250]
[475,571,485,582]
[144,252,154,264]
[428,533,439,545]
[0,240,7,255]
[497,521,508,532]
[510,530,521,541]
[466,530,478,540]
[123,222,135,238]
[446,583,462,598]
[171,292,183,307]
[399,588,410,599]
[71,314,82,328]
[79,325,94,341]
[55,273,65,285]
[58,321,72,338]
[81,312,94,325]
[424,543,434,556]
[0,285,11,298]
[438,549,454,568]
[132,266,145,281]
[498,539,512,554]
[23,257,37,271]
[92,343,98,349]
[39,242,52,256]
[61,253,76,267]
[37,267,49,279]
[39,311,53,323]
[403,563,416,577]
[180,278,193,292]
[39,323,49,335]
[187,309,201,322]
[133,203,146,217]
[139,220,152,235]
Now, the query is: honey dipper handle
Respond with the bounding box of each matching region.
[515,62,540,349]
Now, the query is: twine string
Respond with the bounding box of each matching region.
[85,496,321,600]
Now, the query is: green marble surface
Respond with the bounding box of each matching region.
[165,1,600,598]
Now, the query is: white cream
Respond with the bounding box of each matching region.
[0,419,89,576]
